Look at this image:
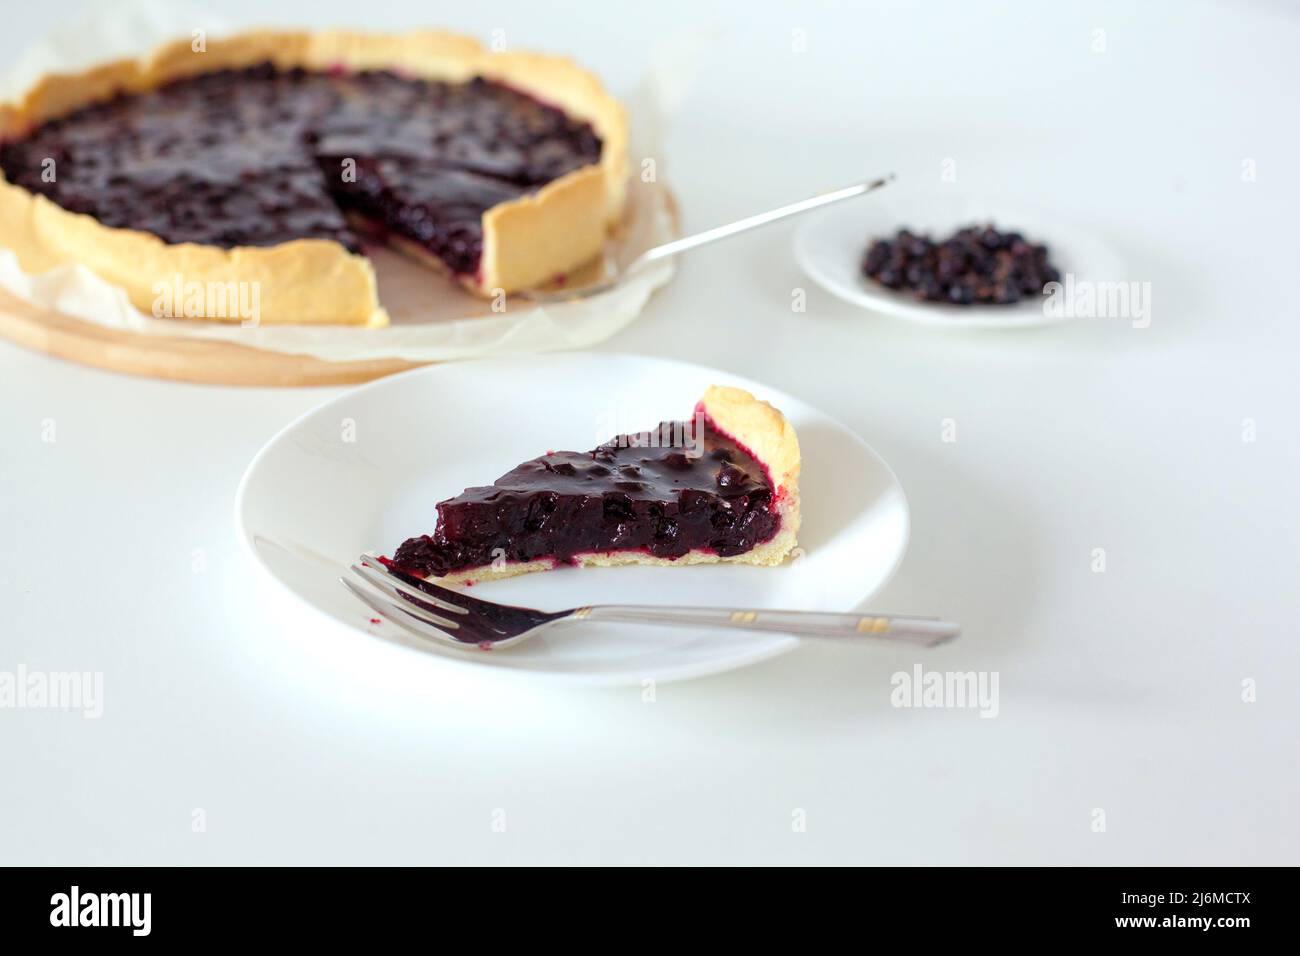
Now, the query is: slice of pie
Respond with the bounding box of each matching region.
[389,386,801,583]
[0,30,627,326]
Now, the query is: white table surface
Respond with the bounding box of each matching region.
[2,0,1297,865]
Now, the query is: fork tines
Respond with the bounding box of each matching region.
[341,555,469,646]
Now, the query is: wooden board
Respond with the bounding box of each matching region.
[0,285,425,386]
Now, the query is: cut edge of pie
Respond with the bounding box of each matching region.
[0,29,628,327]
[412,384,802,586]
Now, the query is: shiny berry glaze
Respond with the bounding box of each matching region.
[391,420,781,577]
[0,65,601,276]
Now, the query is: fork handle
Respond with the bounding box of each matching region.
[580,605,958,647]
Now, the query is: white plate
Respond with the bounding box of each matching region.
[235,353,909,686]
[794,192,1124,328]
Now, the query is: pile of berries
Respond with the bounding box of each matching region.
[861,224,1061,305]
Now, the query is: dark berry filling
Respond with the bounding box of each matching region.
[391,420,781,577]
[861,224,1061,305]
[0,65,601,276]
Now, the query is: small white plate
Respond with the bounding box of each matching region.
[794,193,1124,328]
[235,353,909,687]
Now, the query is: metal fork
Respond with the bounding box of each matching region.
[518,173,896,303]
[341,553,959,650]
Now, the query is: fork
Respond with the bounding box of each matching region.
[341,553,959,650]
[518,173,896,303]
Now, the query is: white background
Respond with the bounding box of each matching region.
[1,0,1297,864]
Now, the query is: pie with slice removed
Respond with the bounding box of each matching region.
[0,30,627,326]
[389,386,801,583]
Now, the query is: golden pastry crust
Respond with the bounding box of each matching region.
[425,385,802,585]
[697,385,801,496]
[0,29,628,326]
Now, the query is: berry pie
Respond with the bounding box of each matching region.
[389,386,802,583]
[0,31,627,326]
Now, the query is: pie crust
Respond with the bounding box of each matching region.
[428,384,802,584]
[0,30,628,327]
